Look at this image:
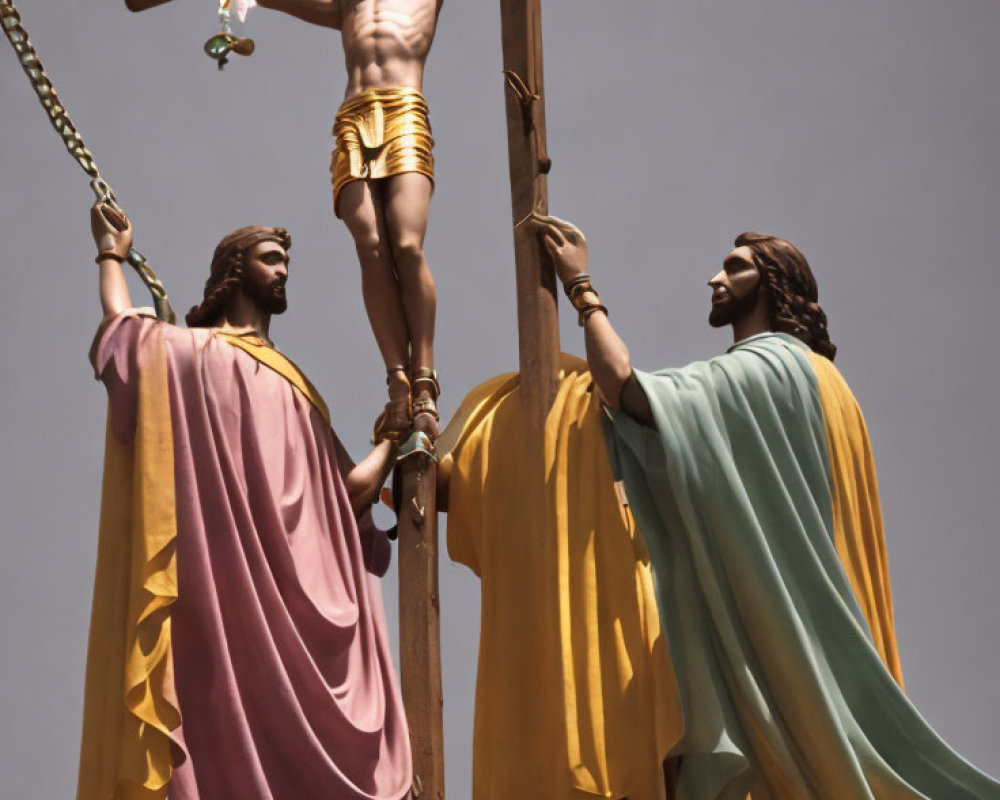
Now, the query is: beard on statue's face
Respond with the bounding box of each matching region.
[708,246,763,328]
[708,285,759,327]
[252,276,288,315]
[243,240,289,315]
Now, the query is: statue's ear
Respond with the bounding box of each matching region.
[124,0,178,12]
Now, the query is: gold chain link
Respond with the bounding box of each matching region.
[1,0,176,323]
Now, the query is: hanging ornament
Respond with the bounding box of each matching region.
[203,0,254,70]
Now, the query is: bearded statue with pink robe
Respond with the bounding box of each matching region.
[77,202,413,800]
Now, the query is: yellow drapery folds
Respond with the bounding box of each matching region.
[807,353,904,686]
[216,332,331,425]
[441,356,681,800]
[78,327,182,799]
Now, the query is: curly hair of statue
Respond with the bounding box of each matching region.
[186,226,292,327]
[735,231,837,361]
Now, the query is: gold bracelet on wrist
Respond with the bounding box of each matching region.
[572,288,601,306]
[563,273,592,299]
[569,282,596,302]
[568,280,598,307]
[95,251,125,264]
[578,303,609,326]
[564,274,609,324]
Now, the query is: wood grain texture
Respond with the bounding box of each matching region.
[397,455,444,799]
[500,0,560,431]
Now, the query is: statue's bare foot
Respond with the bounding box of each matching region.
[411,368,441,440]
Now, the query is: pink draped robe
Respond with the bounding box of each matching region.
[93,314,412,800]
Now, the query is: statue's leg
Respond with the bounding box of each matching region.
[338,179,411,410]
[383,172,435,369]
[382,172,438,435]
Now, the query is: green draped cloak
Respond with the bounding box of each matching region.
[604,332,999,800]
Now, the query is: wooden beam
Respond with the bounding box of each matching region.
[396,454,445,799]
[499,0,560,429]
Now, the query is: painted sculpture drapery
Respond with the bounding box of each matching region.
[441,346,919,799]
[605,333,999,800]
[79,313,411,799]
[441,356,680,800]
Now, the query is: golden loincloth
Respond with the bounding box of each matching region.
[331,87,435,217]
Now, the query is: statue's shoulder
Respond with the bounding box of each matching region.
[698,334,812,393]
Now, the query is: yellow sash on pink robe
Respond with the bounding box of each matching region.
[78,319,334,799]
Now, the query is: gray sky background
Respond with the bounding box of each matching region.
[2,1,999,796]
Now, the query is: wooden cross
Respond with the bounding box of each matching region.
[396,4,558,799]
[396,7,556,800]
[395,454,445,799]
[500,0,561,427]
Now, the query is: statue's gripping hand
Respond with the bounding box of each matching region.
[91,202,133,260]
[535,214,588,285]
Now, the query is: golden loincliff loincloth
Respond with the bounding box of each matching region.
[330,87,435,217]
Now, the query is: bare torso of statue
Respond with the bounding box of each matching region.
[340,0,438,98]
[254,0,444,441]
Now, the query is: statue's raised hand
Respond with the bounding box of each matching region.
[90,201,133,261]
[534,214,588,285]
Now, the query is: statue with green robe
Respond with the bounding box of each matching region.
[533,214,1000,800]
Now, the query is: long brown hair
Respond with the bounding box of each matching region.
[185,226,292,328]
[734,231,837,361]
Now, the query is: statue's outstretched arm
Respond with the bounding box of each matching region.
[535,216,631,403]
[535,215,653,424]
[91,202,134,319]
[256,0,342,29]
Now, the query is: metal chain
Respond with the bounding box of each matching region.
[1,0,176,323]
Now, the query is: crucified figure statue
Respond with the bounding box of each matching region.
[256,0,444,439]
